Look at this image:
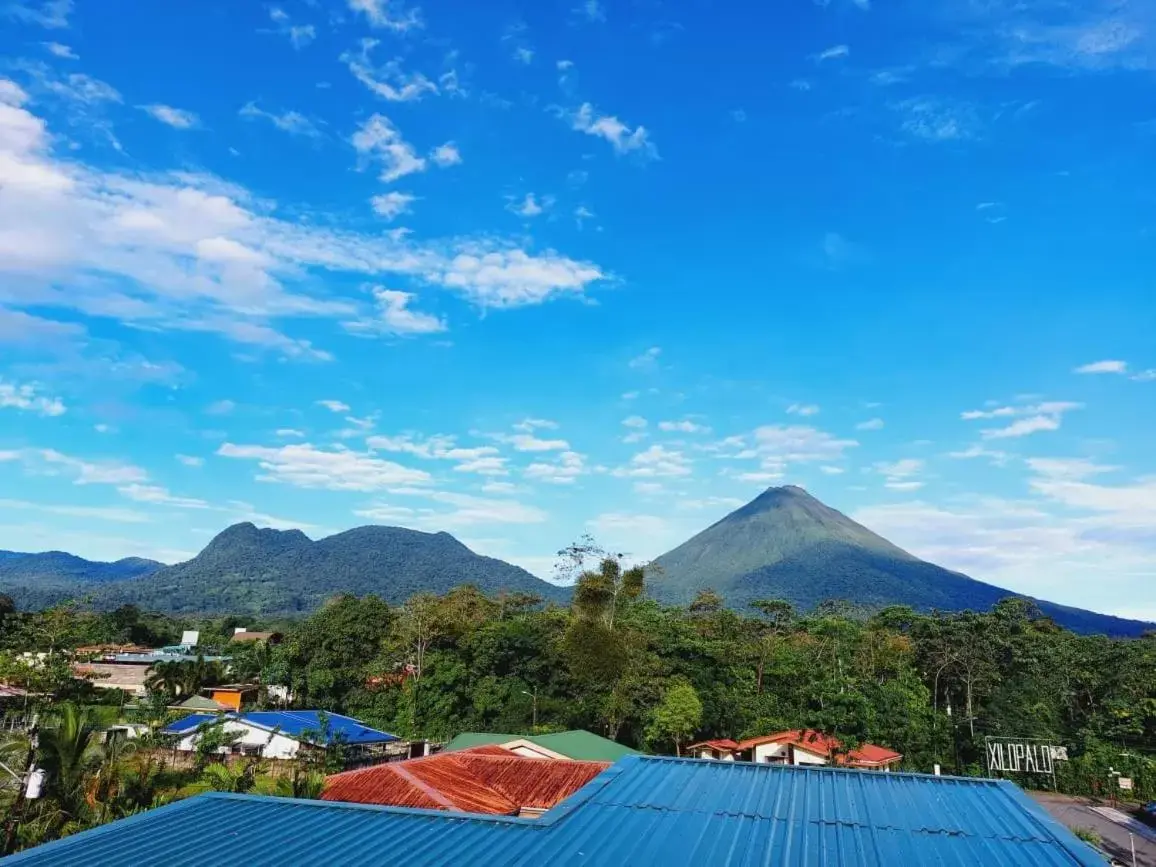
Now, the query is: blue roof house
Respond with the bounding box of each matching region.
[161,710,397,760]
[5,756,1103,866]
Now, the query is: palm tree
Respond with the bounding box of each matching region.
[144,661,184,697]
[36,703,98,825]
[572,558,645,631]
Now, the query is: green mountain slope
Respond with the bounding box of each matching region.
[0,551,163,610]
[95,523,569,615]
[650,486,1153,637]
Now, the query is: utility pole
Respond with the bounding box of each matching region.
[521,687,538,730]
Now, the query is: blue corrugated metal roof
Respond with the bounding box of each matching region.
[160,710,397,745]
[3,757,1103,866]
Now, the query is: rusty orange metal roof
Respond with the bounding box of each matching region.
[321,746,610,815]
[734,729,903,766]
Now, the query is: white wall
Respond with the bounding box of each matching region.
[174,720,301,759]
[752,742,827,765]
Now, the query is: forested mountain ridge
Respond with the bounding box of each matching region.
[10,523,569,616]
[0,551,163,610]
[650,485,1154,637]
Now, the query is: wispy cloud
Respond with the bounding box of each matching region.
[1075,359,1127,374]
[239,101,321,137]
[370,191,417,220]
[962,399,1082,440]
[0,379,66,416]
[345,287,446,336]
[346,0,422,32]
[893,98,979,142]
[6,0,72,29]
[875,458,925,491]
[42,41,77,59]
[575,0,605,23]
[856,418,885,431]
[141,104,199,130]
[507,192,553,218]
[352,113,426,182]
[629,346,662,370]
[815,44,850,62]
[566,103,657,158]
[787,403,820,417]
[430,142,461,167]
[268,7,315,49]
[341,39,437,102]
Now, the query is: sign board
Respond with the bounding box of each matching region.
[1118,777,1133,791]
[179,630,200,648]
[985,738,1069,776]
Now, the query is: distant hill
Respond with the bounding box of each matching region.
[0,551,163,610]
[650,485,1154,638]
[91,523,569,616]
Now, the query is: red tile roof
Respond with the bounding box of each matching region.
[321,746,610,815]
[734,730,902,767]
[687,739,740,751]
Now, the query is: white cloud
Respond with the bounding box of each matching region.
[983,415,1061,439]
[346,0,422,31]
[513,46,534,65]
[0,497,148,524]
[875,458,925,491]
[218,441,429,490]
[747,424,858,469]
[961,400,1082,440]
[1,447,147,486]
[118,483,209,509]
[856,417,884,431]
[140,104,199,130]
[342,40,437,102]
[239,101,320,137]
[657,419,709,434]
[787,403,820,417]
[0,379,65,416]
[316,399,351,413]
[513,418,558,432]
[894,98,979,143]
[524,450,584,484]
[853,492,1156,618]
[1074,359,1127,374]
[431,246,604,308]
[948,444,1010,465]
[0,91,606,353]
[815,44,850,61]
[507,193,551,218]
[790,78,813,91]
[353,286,446,335]
[42,41,77,59]
[574,205,594,227]
[268,8,315,48]
[495,432,570,452]
[357,489,546,529]
[820,465,845,475]
[611,444,691,478]
[6,0,72,28]
[1133,369,1156,382]
[568,103,657,158]
[276,428,305,438]
[1025,457,1118,481]
[351,113,427,182]
[622,415,647,429]
[176,454,204,467]
[370,191,416,220]
[430,142,461,167]
[629,346,661,370]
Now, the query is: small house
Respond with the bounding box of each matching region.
[162,710,398,761]
[441,730,638,763]
[688,729,903,770]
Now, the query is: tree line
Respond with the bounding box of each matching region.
[1,555,1154,851]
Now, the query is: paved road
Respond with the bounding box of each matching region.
[1032,792,1156,866]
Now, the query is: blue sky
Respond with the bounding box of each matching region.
[1,0,1154,620]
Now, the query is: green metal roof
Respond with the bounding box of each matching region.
[443,729,639,762]
[171,695,229,711]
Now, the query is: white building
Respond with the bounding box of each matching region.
[163,710,398,761]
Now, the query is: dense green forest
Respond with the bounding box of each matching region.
[1,555,1155,852]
